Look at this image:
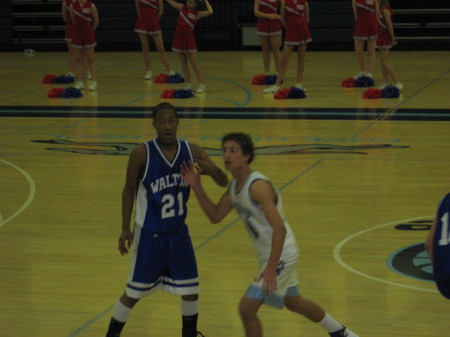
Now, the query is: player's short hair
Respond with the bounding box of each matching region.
[152,102,177,119]
[222,132,255,164]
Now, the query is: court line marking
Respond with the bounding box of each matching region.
[0,88,43,104]
[333,216,439,293]
[0,159,36,228]
[352,69,450,137]
[66,159,324,336]
[381,69,450,117]
[204,75,253,107]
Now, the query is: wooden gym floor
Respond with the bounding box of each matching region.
[0,50,449,336]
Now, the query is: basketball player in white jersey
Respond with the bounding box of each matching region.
[105,103,228,337]
[181,132,359,337]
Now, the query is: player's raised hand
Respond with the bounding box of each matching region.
[180,160,201,187]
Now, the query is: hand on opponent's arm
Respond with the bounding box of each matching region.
[180,160,233,223]
[190,143,228,187]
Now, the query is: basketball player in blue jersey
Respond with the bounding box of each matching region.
[105,102,228,337]
[180,132,359,337]
[425,193,450,299]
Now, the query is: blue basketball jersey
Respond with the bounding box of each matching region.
[135,138,193,232]
[433,193,450,281]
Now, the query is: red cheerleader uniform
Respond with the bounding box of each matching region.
[376,6,393,49]
[71,0,97,49]
[172,5,198,53]
[64,0,75,42]
[134,0,161,35]
[354,0,378,40]
[256,0,282,37]
[284,0,311,46]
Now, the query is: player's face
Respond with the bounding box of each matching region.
[153,109,179,145]
[187,0,197,9]
[222,140,250,171]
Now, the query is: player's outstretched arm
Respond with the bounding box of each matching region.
[165,0,183,11]
[198,0,213,19]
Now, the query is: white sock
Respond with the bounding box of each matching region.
[318,313,343,333]
[181,299,198,316]
[112,300,132,323]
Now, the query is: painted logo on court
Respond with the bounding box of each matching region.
[388,220,434,282]
[31,139,409,156]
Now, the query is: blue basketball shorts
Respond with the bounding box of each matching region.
[126,225,199,298]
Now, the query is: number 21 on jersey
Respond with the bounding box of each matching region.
[161,192,184,219]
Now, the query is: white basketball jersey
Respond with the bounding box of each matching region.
[229,171,299,262]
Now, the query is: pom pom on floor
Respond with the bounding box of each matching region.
[47,88,65,98]
[274,87,307,99]
[155,74,169,83]
[362,88,382,99]
[252,74,278,85]
[161,89,194,99]
[42,74,58,84]
[341,78,357,87]
[155,73,185,83]
[54,75,75,84]
[341,76,374,88]
[48,87,83,98]
[362,85,400,99]
[252,74,266,85]
[167,73,185,83]
[42,74,74,84]
[356,76,375,87]
[381,85,400,98]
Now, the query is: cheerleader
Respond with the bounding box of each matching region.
[352,0,379,79]
[70,0,99,91]
[165,0,213,93]
[254,0,283,76]
[264,0,311,94]
[134,0,175,80]
[376,0,403,90]
[61,0,76,77]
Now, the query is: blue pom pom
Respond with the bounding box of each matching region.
[287,87,307,99]
[60,87,83,98]
[168,73,185,83]
[54,75,74,84]
[356,76,375,87]
[173,89,194,99]
[381,85,400,98]
[263,75,278,85]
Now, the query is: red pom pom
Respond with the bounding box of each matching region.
[362,88,383,99]
[42,74,58,84]
[47,87,65,98]
[252,75,265,85]
[341,78,357,87]
[274,88,290,99]
[160,89,176,98]
[155,74,169,83]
